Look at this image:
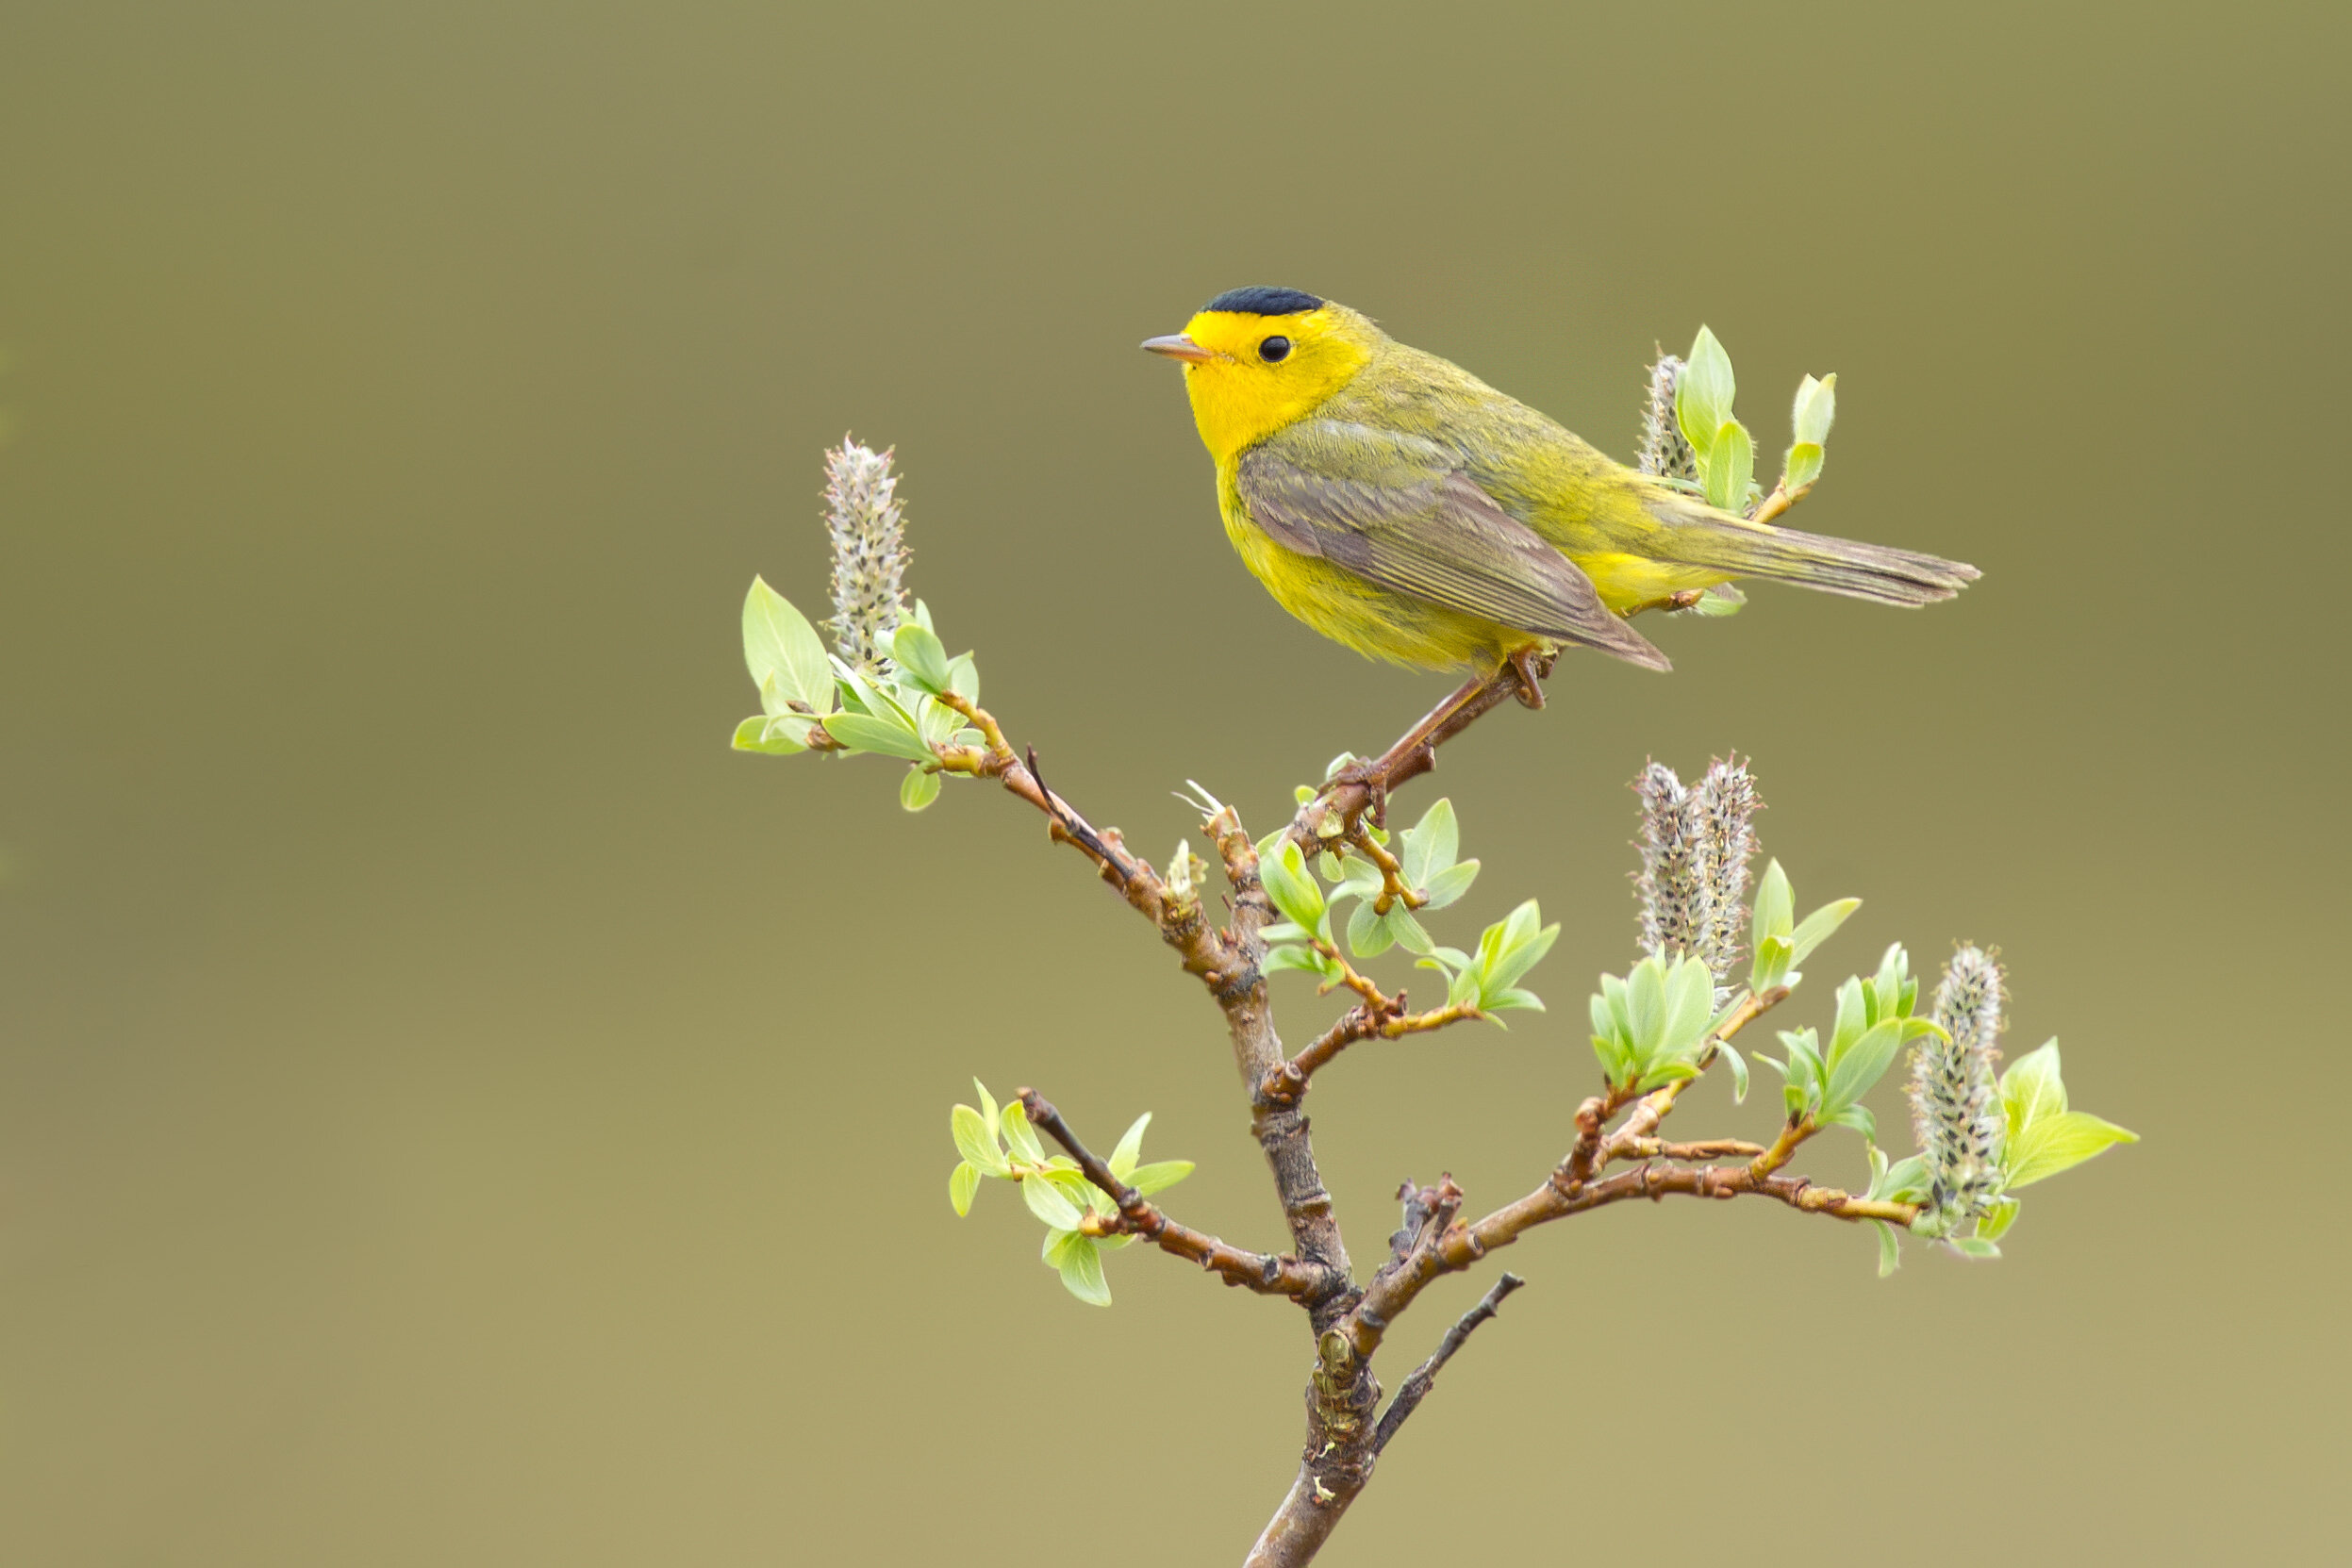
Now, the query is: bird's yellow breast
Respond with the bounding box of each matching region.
[1215,470,1518,669]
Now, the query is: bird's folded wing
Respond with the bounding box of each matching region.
[1236,441,1669,670]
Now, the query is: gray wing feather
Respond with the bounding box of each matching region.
[1237,447,1669,671]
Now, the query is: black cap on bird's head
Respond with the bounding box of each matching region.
[1198,285,1325,317]
[1141,288,1379,459]
[1142,286,1358,368]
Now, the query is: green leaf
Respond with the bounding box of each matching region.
[900,767,941,812]
[1828,977,1868,1062]
[1704,419,1754,512]
[2005,1111,2137,1189]
[741,577,834,714]
[999,1099,1047,1165]
[1592,1031,1633,1083]
[1658,955,1714,1063]
[1262,945,1329,978]
[1824,1102,1877,1142]
[1751,859,1794,944]
[1419,859,1480,912]
[890,622,952,693]
[1400,797,1458,887]
[1106,1114,1151,1181]
[1782,440,1825,494]
[1384,905,1435,956]
[2001,1040,2070,1135]
[1626,955,1667,1056]
[1055,1235,1112,1306]
[1678,325,1736,460]
[973,1079,1000,1141]
[1874,1220,1900,1278]
[1690,583,1747,617]
[1633,1060,1699,1091]
[1128,1159,1193,1196]
[1331,855,1384,900]
[1719,1041,1749,1103]
[1868,944,1912,1023]
[821,711,935,761]
[952,1104,1006,1175]
[949,1161,981,1216]
[1788,898,1861,964]
[1976,1196,2021,1243]
[835,662,918,729]
[1874,1155,1930,1204]
[1046,1167,1101,1215]
[915,693,963,746]
[946,652,981,703]
[1793,371,1837,446]
[1948,1237,2001,1260]
[1821,1016,1925,1118]
[1347,898,1394,959]
[1020,1173,1084,1230]
[1486,986,1544,1013]
[732,714,809,756]
[1261,841,1327,931]
[1751,933,1793,994]
[1598,972,1633,1044]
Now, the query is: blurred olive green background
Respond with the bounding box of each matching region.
[3,3,2346,1563]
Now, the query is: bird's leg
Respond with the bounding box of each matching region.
[1313,652,1553,831]
[1504,646,1549,709]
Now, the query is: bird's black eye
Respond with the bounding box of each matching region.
[1258,336,1292,363]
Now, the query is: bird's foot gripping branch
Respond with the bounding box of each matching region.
[731,423,2129,1567]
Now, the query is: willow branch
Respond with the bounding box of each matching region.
[1615,1136,1768,1160]
[1311,938,1389,1011]
[1261,999,1483,1107]
[1342,1159,1917,1360]
[1371,1272,1525,1455]
[933,691,1356,1309]
[1019,1089,1320,1299]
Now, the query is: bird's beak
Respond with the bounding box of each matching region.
[1140,333,1214,364]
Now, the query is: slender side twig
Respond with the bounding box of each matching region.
[932,688,1360,1319]
[1019,1089,1323,1298]
[1261,999,1483,1106]
[1371,1273,1526,1455]
[1349,829,1424,915]
[1616,1137,1769,1160]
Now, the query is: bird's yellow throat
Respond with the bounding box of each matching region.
[1175,306,1374,465]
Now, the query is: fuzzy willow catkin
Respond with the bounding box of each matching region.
[1633,758,1760,991]
[1909,947,2007,1235]
[825,438,910,672]
[1636,355,1699,484]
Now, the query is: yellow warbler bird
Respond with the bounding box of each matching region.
[1142,287,1974,678]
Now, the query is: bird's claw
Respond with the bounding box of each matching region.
[1317,756,1397,832]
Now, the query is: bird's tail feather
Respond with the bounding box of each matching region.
[1665,514,1979,607]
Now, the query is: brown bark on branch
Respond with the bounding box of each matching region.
[1019,1089,1323,1298]
[935,691,1357,1312]
[1371,1272,1526,1455]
